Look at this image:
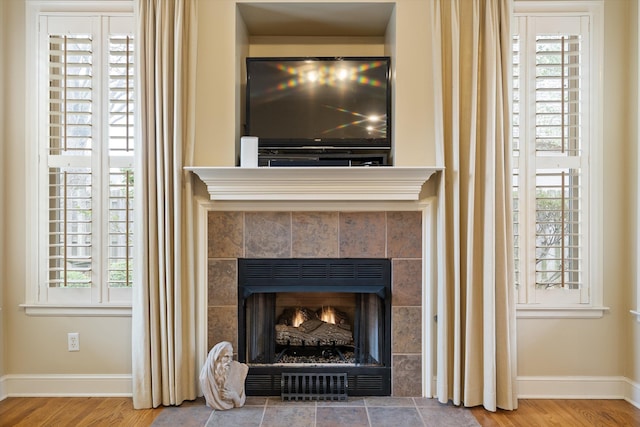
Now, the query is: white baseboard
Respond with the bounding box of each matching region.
[624,377,640,409]
[0,374,132,399]
[517,375,640,408]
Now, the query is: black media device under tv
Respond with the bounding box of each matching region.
[245,56,392,152]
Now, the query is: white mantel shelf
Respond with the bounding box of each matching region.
[186,166,441,201]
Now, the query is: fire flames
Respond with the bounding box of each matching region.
[292,309,305,328]
[319,306,337,324]
[291,306,338,327]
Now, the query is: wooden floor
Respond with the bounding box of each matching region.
[0,397,639,426]
[469,399,640,426]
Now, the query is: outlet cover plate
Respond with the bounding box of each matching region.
[68,332,80,351]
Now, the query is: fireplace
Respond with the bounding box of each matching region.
[238,258,392,396]
[205,210,425,397]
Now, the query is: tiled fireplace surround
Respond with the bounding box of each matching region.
[206,210,424,397]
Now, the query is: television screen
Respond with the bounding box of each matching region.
[245,57,391,150]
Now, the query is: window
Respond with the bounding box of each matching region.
[25,3,134,313]
[513,2,604,317]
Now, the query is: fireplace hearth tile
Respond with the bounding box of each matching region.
[245,212,292,258]
[201,397,482,427]
[205,405,264,427]
[418,406,481,427]
[367,406,424,427]
[244,396,268,406]
[266,398,317,407]
[392,307,422,353]
[208,211,243,258]
[316,406,369,427]
[208,260,237,306]
[392,259,422,306]
[339,212,386,258]
[364,396,415,407]
[387,211,422,258]
[413,397,443,407]
[316,396,365,407]
[393,354,422,397]
[292,212,339,258]
[261,406,316,427]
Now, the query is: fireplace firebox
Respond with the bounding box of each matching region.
[238,258,392,396]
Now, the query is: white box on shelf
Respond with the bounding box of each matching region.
[241,136,259,167]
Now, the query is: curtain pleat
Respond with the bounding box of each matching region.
[431,0,518,411]
[132,0,198,409]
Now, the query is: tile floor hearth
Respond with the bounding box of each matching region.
[204,396,480,427]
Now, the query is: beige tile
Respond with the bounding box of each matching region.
[387,211,422,258]
[245,212,292,258]
[244,396,268,406]
[208,259,237,306]
[208,211,244,258]
[207,306,237,352]
[205,406,264,426]
[339,212,386,258]
[392,306,422,353]
[392,354,422,397]
[419,405,481,426]
[392,259,422,307]
[316,406,369,427]
[261,406,316,427]
[292,211,339,258]
[364,396,415,407]
[367,407,424,427]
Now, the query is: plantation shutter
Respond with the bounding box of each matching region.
[47,30,94,292]
[513,16,590,305]
[107,31,135,296]
[41,16,134,304]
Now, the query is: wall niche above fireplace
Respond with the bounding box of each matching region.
[238,258,392,396]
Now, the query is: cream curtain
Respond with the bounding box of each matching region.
[431,0,518,411]
[132,0,198,409]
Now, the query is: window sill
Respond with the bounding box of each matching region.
[516,305,610,319]
[21,304,132,317]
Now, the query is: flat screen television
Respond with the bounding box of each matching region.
[245,56,391,150]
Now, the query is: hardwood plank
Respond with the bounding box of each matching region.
[0,397,161,427]
[469,399,640,427]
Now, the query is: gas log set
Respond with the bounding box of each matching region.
[275,306,355,363]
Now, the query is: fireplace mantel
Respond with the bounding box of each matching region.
[186,166,441,201]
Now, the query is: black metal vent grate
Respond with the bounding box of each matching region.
[241,259,388,282]
[281,372,348,401]
[245,374,281,393]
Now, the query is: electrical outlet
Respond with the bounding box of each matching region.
[68,332,80,352]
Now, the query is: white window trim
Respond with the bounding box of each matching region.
[514,1,607,318]
[24,1,134,316]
